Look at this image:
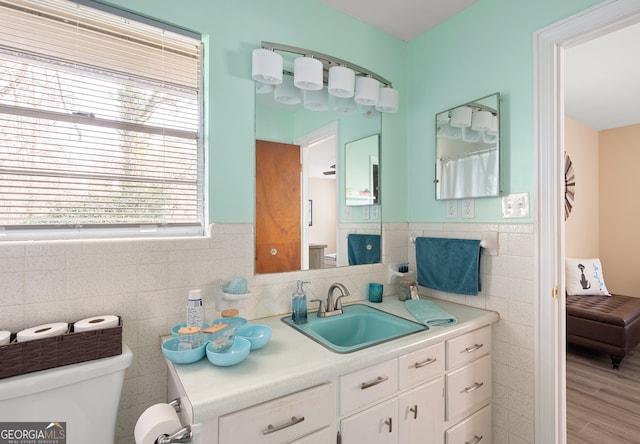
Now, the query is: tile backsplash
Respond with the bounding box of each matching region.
[0,221,534,444]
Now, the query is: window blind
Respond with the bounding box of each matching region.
[0,0,204,236]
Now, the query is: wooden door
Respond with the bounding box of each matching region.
[255,140,301,273]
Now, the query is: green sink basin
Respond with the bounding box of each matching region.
[281,304,427,353]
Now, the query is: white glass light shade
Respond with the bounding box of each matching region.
[355,76,380,105]
[361,105,380,119]
[462,127,482,143]
[294,57,323,91]
[328,66,355,98]
[252,48,283,85]
[436,112,450,125]
[255,81,273,95]
[303,88,328,111]
[375,86,399,113]
[449,106,472,128]
[487,114,498,135]
[471,110,493,131]
[333,96,357,114]
[274,75,301,105]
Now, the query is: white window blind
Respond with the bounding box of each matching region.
[0,0,204,237]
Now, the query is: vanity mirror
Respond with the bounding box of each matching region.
[435,93,500,200]
[254,43,388,274]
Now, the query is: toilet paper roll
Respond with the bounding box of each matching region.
[16,322,68,342]
[73,315,119,332]
[135,403,182,444]
[0,330,10,346]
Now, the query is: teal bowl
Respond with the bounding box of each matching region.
[162,337,206,364]
[206,337,250,366]
[171,322,210,336]
[236,324,272,350]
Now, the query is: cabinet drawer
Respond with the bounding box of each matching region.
[446,354,491,423]
[218,383,335,444]
[340,359,398,415]
[445,404,492,444]
[399,342,445,390]
[446,326,492,370]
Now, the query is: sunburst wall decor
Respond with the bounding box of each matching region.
[565,152,575,220]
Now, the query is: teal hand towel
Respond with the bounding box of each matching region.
[405,299,457,327]
[415,237,482,296]
[347,234,381,265]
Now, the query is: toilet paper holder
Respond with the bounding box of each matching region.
[156,399,191,444]
[156,425,192,444]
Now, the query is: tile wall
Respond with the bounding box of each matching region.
[0,221,534,444]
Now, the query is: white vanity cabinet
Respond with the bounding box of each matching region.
[218,382,335,444]
[339,344,445,444]
[444,325,493,444]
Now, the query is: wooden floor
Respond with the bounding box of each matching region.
[566,344,640,443]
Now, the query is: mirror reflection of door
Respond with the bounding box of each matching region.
[255,140,301,273]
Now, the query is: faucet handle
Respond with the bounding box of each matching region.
[310,298,325,314]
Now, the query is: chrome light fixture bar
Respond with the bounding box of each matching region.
[261,41,393,88]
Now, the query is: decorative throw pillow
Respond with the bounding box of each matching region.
[565,258,610,296]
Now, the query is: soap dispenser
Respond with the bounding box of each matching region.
[291,280,309,324]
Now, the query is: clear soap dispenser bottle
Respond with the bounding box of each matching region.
[291,280,309,324]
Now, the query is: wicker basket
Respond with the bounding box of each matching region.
[0,316,122,379]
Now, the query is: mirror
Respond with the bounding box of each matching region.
[255,86,382,274]
[435,93,500,200]
[345,134,380,206]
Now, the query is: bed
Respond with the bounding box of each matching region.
[566,293,640,369]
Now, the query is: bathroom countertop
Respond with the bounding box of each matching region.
[166,296,499,425]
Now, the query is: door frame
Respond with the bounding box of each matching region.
[534,1,640,442]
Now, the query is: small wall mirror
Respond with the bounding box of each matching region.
[435,93,500,200]
[345,134,380,206]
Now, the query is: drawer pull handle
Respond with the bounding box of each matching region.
[465,434,483,444]
[413,357,437,368]
[360,375,389,390]
[262,416,305,435]
[462,382,484,394]
[409,404,418,419]
[463,343,484,353]
[384,417,393,433]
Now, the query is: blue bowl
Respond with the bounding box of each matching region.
[162,337,206,364]
[171,322,210,337]
[206,337,250,367]
[236,324,272,350]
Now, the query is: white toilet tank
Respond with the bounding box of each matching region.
[0,344,132,444]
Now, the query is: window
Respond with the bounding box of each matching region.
[0,0,204,239]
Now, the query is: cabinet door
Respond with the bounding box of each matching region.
[340,397,398,444]
[289,426,334,444]
[398,377,445,444]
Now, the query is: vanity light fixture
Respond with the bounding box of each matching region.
[333,96,357,114]
[294,56,323,91]
[253,41,399,113]
[471,109,493,132]
[252,48,283,85]
[303,88,329,111]
[274,75,301,105]
[450,106,473,128]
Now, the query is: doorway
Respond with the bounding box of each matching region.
[535,2,640,442]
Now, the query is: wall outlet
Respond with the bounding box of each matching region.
[343,206,352,220]
[462,199,475,218]
[362,206,370,219]
[502,192,530,218]
[370,205,379,220]
[446,200,458,218]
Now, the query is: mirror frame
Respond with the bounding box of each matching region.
[435,92,501,200]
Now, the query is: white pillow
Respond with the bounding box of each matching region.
[565,258,610,296]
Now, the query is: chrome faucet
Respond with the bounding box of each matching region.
[312,283,349,317]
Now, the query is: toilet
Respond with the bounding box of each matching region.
[0,344,132,444]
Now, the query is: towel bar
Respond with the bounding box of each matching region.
[410,233,497,255]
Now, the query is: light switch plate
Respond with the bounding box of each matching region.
[502,192,530,218]
[446,200,458,218]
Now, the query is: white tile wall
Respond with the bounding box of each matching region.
[0,221,534,444]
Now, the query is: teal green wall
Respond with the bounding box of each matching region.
[406,0,601,222]
[101,0,407,224]
[102,0,603,225]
